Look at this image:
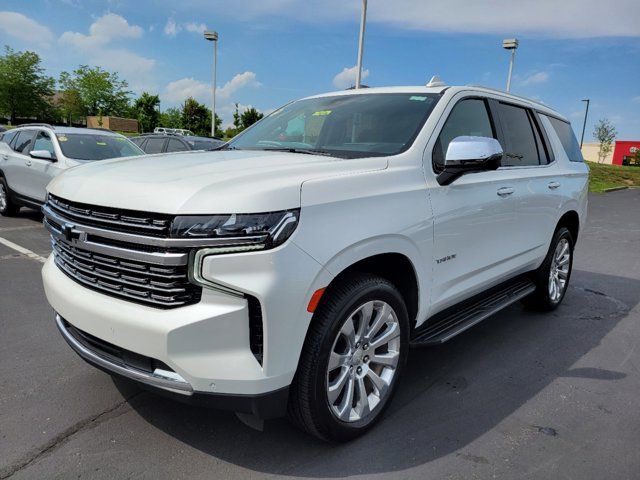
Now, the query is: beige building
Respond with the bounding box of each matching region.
[581,142,613,164]
[86,116,138,133]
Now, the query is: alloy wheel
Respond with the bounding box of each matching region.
[0,183,7,212]
[326,300,401,423]
[549,238,571,303]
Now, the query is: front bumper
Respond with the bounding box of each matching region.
[55,313,288,418]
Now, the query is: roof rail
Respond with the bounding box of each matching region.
[89,127,113,132]
[18,123,54,129]
[467,85,550,109]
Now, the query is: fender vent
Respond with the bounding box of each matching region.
[247,296,264,366]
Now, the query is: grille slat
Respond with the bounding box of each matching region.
[48,194,172,237]
[52,238,201,308]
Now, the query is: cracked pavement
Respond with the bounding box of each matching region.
[1,190,639,479]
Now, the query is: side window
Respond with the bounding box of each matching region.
[497,103,542,167]
[433,98,495,171]
[130,137,145,146]
[144,138,166,154]
[1,130,17,145]
[32,131,55,155]
[166,139,189,152]
[546,116,584,162]
[12,131,35,154]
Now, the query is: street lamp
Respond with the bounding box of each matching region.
[355,0,368,89]
[204,30,218,138]
[502,38,519,93]
[580,98,590,148]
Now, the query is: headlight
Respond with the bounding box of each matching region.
[170,209,300,251]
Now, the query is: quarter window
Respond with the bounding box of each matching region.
[433,98,495,171]
[497,103,542,167]
[546,116,584,162]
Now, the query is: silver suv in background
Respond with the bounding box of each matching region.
[0,124,143,216]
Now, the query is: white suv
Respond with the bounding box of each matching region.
[0,125,143,215]
[41,85,588,441]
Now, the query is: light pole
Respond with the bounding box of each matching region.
[355,0,368,89]
[502,38,518,93]
[204,30,218,138]
[580,98,590,148]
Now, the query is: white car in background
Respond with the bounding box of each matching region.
[0,124,143,216]
[41,84,588,441]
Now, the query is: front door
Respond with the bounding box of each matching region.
[427,96,521,314]
[25,130,63,202]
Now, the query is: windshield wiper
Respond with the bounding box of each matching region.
[212,143,238,151]
[258,147,333,157]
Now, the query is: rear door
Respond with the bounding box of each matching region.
[24,130,64,202]
[493,101,561,267]
[428,95,521,313]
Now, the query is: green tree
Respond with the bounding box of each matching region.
[59,65,131,118]
[133,92,160,133]
[240,107,264,130]
[180,97,222,137]
[159,107,182,129]
[593,118,617,164]
[0,46,55,123]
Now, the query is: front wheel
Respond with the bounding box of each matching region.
[523,226,574,311]
[288,274,409,442]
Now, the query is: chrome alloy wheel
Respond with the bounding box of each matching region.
[0,183,6,212]
[326,300,401,423]
[549,238,571,303]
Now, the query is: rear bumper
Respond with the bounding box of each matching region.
[56,313,289,419]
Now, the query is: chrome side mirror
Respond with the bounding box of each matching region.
[438,136,503,185]
[30,150,56,161]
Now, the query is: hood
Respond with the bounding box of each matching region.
[47,150,388,214]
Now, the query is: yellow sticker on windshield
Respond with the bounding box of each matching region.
[312,110,332,116]
[57,136,68,142]
[96,142,107,145]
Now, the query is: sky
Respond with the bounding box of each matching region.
[0,0,639,137]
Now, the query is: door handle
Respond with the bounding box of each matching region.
[1,154,7,161]
[497,187,515,197]
[548,181,561,190]
[25,160,32,167]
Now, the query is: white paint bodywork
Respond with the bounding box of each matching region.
[41,86,589,396]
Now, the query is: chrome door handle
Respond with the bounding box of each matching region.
[497,187,515,197]
[548,181,561,189]
[26,160,32,167]
[1,154,7,161]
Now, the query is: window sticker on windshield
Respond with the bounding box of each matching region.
[312,110,332,116]
[409,96,428,101]
[96,142,107,146]
[57,135,68,142]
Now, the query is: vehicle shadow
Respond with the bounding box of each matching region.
[115,269,638,477]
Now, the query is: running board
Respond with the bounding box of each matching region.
[411,278,536,346]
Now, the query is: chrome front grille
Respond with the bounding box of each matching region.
[48,194,172,237]
[51,237,201,308]
[43,196,203,309]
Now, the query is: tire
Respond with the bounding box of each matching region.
[0,177,20,217]
[522,226,574,311]
[288,273,409,442]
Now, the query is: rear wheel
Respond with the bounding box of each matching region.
[523,226,573,311]
[0,177,20,217]
[288,274,409,442]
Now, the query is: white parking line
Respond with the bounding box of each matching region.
[0,236,47,263]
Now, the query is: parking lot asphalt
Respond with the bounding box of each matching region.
[1,190,639,480]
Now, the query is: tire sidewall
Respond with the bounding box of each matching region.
[540,227,574,308]
[311,277,409,441]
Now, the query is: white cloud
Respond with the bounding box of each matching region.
[59,14,156,92]
[520,71,550,86]
[332,65,369,89]
[164,18,180,37]
[217,71,261,100]
[164,18,209,36]
[164,77,210,103]
[185,22,207,34]
[0,11,54,47]
[185,0,640,38]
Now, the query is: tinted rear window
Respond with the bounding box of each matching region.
[546,116,584,162]
[1,130,17,145]
[497,103,541,166]
[144,137,166,154]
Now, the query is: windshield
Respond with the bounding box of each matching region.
[228,93,439,158]
[56,133,144,161]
